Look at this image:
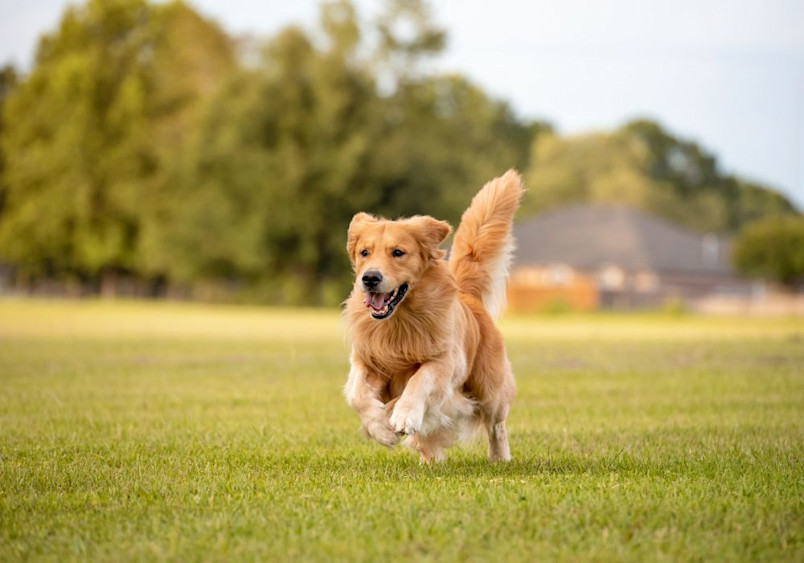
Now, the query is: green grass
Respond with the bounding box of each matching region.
[1,300,803,561]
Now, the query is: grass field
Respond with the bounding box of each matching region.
[1,300,803,561]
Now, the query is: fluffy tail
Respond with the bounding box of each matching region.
[449,169,524,319]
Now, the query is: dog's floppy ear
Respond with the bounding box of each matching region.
[346,212,377,260]
[410,215,452,260]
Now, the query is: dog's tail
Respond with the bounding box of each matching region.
[449,169,524,319]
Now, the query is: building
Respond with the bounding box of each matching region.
[509,204,754,312]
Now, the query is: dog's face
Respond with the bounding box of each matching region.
[347,213,451,319]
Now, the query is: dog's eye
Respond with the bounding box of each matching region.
[392,249,405,258]
[360,249,369,258]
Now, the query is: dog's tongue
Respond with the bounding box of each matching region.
[364,292,390,311]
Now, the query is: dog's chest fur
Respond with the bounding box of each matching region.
[352,310,447,376]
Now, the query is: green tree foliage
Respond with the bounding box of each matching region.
[375,0,446,82]
[155,0,534,303]
[623,119,797,231]
[732,217,804,288]
[523,119,798,234]
[0,65,17,217]
[159,19,380,301]
[367,76,533,222]
[0,0,234,289]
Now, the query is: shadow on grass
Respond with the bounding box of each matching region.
[264,447,650,481]
[269,438,780,482]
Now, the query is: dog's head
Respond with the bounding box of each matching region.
[347,212,451,320]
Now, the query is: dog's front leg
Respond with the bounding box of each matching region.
[343,352,398,447]
[389,359,452,436]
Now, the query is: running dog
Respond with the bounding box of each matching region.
[343,170,523,462]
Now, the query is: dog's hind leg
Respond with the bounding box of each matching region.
[486,418,511,462]
[481,379,514,462]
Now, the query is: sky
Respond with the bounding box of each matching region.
[1,0,803,207]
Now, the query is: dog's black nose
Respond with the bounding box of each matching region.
[362,270,383,289]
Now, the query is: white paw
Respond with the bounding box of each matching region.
[389,401,424,435]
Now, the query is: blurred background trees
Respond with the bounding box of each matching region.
[0,0,234,295]
[0,0,800,303]
[733,217,804,289]
[522,119,797,234]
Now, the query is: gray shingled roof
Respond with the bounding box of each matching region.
[513,205,733,274]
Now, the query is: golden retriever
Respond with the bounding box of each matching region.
[343,170,523,462]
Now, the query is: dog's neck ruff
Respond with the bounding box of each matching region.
[346,263,457,373]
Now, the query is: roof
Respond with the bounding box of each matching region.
[513,204,733,274]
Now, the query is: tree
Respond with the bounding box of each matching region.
[732,217,804,288]
[730,178,798,228]
[523,119,799,233]
[375,0,446,85]
[159,8,380,302]
[131,0,236,284]
[623,119,797,231]
[0,0,234,291]
[523,130,655,212]
[156,0,538,304]
[365,74,533,224]
[0,64,17,218]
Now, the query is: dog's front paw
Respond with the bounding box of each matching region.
[363,418,399,447]
[389,400,424,435]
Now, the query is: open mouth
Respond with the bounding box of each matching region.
[363,284,409,319]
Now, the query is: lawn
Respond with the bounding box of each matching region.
[1,300,802,561]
